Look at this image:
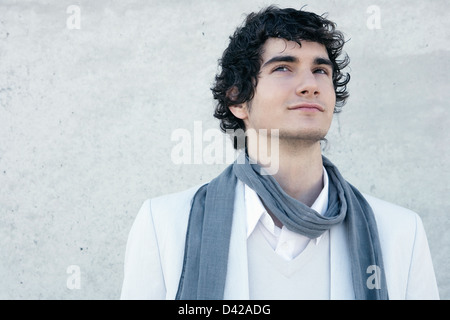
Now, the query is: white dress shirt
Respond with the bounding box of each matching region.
[245,166,329,261]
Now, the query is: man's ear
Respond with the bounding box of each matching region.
[228,103,249,121]
[226,86,249,120]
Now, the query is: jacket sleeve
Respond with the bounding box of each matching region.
[405,214,440,299]
[120,199,166,299]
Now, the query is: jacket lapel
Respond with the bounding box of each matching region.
[330,222,355,299]
[224,181,250,299]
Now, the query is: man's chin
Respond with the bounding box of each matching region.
[277,130,327,144]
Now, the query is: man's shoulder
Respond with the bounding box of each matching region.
[362,193,422,241]
[148,183,205,217]
[363,193,418,220]
[135,184,207,244]
[152,183,204,205]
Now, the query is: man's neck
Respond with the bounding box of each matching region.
[248,138,325,207]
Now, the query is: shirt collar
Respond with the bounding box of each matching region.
[245,166,329,239]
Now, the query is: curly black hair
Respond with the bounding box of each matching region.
[212,5,350,149]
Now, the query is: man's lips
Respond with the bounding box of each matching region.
[288,103,325,112]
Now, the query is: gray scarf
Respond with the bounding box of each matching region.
[176,152,388,300]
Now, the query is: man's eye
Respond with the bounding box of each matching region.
[314,68,329,75]
[273,65,290,72]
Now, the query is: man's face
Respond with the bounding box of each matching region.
[231,38,336,143]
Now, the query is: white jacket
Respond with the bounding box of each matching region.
[120,181,440,300]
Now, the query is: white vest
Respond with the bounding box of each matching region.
[248,227,331,299]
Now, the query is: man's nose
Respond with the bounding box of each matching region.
[295,71,320,98]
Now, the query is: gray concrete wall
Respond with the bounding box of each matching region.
[0,0,448,299]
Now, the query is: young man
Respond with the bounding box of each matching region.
[121,6,439,300]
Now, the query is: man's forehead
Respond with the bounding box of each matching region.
[261,37,328,61]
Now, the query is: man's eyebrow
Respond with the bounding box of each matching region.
[314,57,334,70]
[261,55,298,69]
